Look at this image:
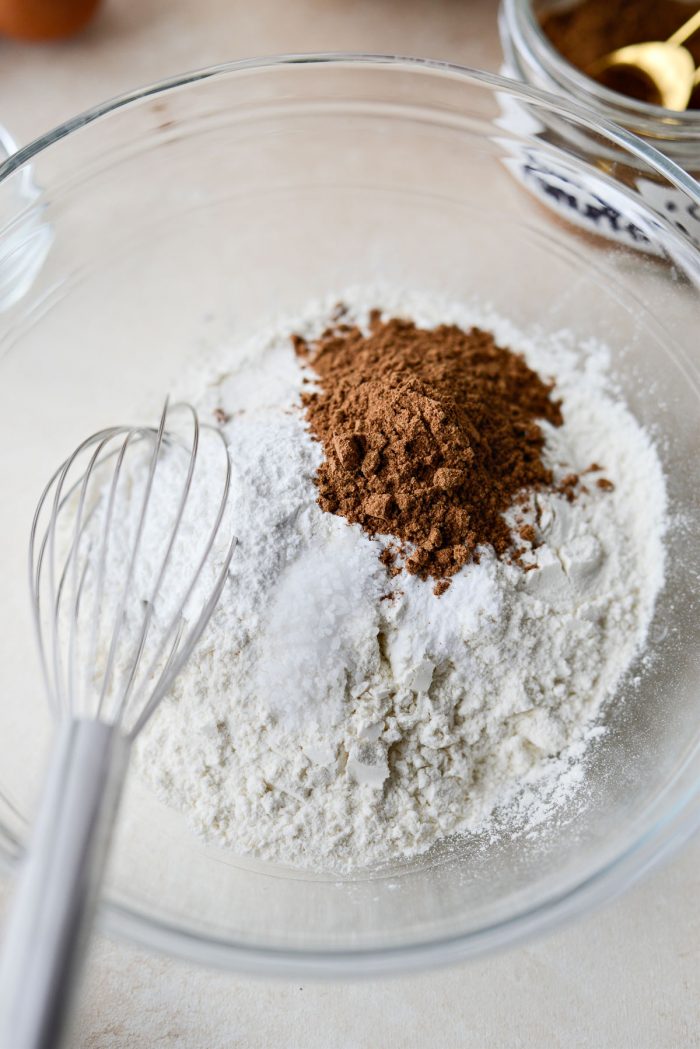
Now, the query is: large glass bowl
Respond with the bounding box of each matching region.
[0,56,699,977]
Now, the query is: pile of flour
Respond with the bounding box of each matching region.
[132,288,667,871]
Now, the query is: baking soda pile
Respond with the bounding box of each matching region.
[132,289,667,871]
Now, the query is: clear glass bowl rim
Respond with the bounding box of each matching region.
[2,51,700,205]
[0,52,698,977]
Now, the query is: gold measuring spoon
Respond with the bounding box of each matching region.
[589,9,700,111]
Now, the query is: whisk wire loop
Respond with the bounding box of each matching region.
[95,404,170,721]
[28,401,235,734]
[31,426,126,717]
[110,402,201,727]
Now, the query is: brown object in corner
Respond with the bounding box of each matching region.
[0,0,101,40]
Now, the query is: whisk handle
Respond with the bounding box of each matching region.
[0,718,130,1049]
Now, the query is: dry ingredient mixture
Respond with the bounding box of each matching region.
[541,0,700,109]
[132,289,667,871]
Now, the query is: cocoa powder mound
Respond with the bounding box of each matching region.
[294,313,564,590]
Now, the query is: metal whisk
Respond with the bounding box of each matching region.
[0,400,236,1049]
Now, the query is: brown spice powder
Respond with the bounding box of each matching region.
[294,314,564,591]
[541,0,700,109]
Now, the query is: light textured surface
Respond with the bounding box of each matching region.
[1,2,699,1046]
[77,850,700,1049]
[2,844,698,1049]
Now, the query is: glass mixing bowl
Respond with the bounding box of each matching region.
[0,56,699,977]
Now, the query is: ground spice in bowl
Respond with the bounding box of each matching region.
[541,0,700,109]
[294,313,566,592]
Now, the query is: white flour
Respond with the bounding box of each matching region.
[131,288,667,871]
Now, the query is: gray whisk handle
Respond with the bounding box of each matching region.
[0,719,130,1049]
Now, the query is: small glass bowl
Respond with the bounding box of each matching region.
[499,0,700,248]
[0,56,699,976]
[499,0,700,166]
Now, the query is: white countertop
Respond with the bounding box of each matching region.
[2,2,699,1046]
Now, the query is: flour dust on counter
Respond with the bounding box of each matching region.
[131,287,667,871]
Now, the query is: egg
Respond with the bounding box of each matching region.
[0,0,101,41]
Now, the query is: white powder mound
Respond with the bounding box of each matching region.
[132,288,667,871]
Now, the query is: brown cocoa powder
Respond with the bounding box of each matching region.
[541,0,700,109]
[294,314,565,591]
